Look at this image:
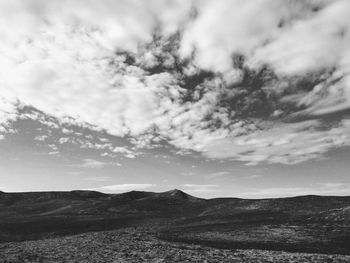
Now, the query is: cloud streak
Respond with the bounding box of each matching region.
[97,183,155,192]
[182,184,219,193]
[75,159,109,169]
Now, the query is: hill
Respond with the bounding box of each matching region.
[0,190,349,255]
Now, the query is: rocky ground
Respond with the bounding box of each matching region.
[0,227,349,263]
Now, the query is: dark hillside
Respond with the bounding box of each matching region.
[0,190,349,254]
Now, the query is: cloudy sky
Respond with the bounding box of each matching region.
[1,0,350,198]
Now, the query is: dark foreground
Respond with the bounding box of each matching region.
[0,189,349,262]
[1,227,349,263]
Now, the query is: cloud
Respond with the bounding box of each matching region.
[76,158,109,169]
[245,174,263,180]
[34,135,48,142]
[252,0,350,75]
[204,119,350,164]
[205,171,231,179]
[0,0,191,137]
[0,98,18,136]
[85,176,111,182]
[182,184,219,193]
[68,171,83,176]
[97,183,155,192]
[48,151,60,156]
[1,0,350,165]
[180,0,284,72]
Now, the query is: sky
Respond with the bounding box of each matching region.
[0,0,350,198]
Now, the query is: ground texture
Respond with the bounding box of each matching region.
[0,227,349,263]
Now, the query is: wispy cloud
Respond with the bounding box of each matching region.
[206,171,231,179]
[204,120,350,164]
[97,184,155,192]
[85,176,111,182]
[70,157,123,169]
[67,171,83,176]
[75,159,109,169]
[245,174,263,180]
[182,184,219,193]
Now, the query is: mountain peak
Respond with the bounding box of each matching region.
[167,189,185,194]
[161,189,197,200]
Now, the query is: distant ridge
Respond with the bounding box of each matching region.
[2,188,349,222]
[1,189,350,200]
[109,189,200,203]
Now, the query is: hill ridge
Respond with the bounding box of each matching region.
[1,189,350,200]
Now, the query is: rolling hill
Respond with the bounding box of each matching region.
[0,189,349,254]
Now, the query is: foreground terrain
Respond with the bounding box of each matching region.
[1,227,349,263]
[0,189,349,261]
